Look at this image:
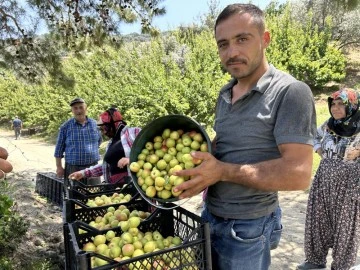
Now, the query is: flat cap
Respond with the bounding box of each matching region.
[70,97,85,106]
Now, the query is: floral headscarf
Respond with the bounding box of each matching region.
[327,88,360,137]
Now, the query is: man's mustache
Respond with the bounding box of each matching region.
[226,58,247,65]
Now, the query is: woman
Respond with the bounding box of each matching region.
[69,108,141,184]
[298,88,360,270]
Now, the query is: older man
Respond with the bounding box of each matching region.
[54,98,102,186]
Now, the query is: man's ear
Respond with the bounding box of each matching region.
[263,31,270,48]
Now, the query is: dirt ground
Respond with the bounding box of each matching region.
[1,129,359,270]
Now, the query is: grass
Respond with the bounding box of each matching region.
[312,102,329,177]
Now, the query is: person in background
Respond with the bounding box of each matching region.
[11,116,23,140]
[298,88,360,270]
[0,146,13,179]
[54,98,102,187]
[173,3,316,270]
[69,107,141,185]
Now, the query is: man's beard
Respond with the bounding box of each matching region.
[225,53,263,80]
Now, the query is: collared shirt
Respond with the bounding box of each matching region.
[83,126,141,182]
[54,117,102,166]
[207,64,317,219]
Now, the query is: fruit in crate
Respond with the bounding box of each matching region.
[85,192,133,207]
[86,204,151,231]
[130,129,208,200]
[82,226,192,268]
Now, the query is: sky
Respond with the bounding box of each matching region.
[121,0,286,34]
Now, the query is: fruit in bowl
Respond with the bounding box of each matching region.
[129,115,211,202]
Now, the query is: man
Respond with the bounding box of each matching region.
[174,4,316,270]
[54,98,102,187]
[11,116,23,140]
[69,107,141,185]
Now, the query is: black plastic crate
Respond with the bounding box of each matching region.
[68,176,131,195]
[35,172,64,207]
[63,198,154,225]
[63,223,72,270]
[65,181,139,202]
[65,205,212,270]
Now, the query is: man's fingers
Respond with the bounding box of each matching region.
[174,177,205,199]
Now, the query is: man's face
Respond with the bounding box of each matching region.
[215,13,269,80]
[71,103,87,122]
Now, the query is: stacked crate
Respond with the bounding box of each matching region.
[35,172,64,207]
[62,181,212,269]
[36,174,212,269]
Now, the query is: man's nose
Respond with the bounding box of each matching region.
[226,44,240,58]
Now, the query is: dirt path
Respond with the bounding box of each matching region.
[1,129,359,269]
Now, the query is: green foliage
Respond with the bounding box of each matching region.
[291,0,360,49]
[0,182,29,257]
[0,257,13,270]
[6,27,228,137]
[0,191,13,217]
[266,5,346,88]
[0,4,350,139]
[0,0,167,82]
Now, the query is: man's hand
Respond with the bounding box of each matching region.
[56,167,64,178]
[173,151,223,199]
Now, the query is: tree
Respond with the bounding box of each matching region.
[266,4,346,88]
[0,0,166,82]
[290,0,360,49]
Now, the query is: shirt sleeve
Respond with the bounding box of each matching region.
[84,164,103,177]
[98,129,102,147]
[274,81,317,146]
[54,124,66,158]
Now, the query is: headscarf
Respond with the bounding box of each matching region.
[98,108,126,138]
[327,88,360,137]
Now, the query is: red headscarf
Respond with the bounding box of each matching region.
[98,108,124,138]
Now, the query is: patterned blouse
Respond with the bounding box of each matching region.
[314,120,360,163]
[83,125,141,182]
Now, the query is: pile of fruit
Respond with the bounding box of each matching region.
[85,204,152,231]
[85,192,133,207]
[82,225,197,268]
[129,128,208,200]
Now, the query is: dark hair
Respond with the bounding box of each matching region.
[215,4,265,34]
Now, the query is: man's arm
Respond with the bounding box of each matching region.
[174,143,313,199]
[54,125,66,177]
[55,157,64,177]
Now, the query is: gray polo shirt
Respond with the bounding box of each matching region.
[207,64,316,219]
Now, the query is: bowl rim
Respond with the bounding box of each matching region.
[129,114,212,204]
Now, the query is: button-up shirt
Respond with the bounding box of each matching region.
[54,117,102,165]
